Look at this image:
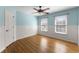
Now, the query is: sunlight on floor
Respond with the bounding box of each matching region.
[54,42,67,53]
[40,37,48,52]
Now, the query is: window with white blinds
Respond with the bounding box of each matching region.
[55,15,67,34]
[41,18,48,32]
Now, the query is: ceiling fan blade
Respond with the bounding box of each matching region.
[33,8,38,11]
[43,8,50,11]
[32,12,39,14]
[43,12,49,14]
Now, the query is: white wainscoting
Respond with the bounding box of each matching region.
[16,26,37,40]
[38,25,78,44]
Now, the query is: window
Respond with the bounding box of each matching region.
[41,18,48,32]
[55,15,67,34]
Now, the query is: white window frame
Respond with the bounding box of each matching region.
[41,18,48,32]
[55,15,67,34]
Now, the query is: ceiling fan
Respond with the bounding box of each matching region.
[33,6,50,15]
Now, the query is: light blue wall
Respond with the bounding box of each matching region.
[16,11,37,39]
[16,11,37,27]
[0,7,4,27]
[37,7,78,25]
[37,7,79,44]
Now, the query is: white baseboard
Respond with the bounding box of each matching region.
[17,33,36,40]
[16,26,37,40]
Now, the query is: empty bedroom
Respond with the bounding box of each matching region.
[0,6,79,53]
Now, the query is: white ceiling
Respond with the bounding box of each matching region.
[16,6,76,16]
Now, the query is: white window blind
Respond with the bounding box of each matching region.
[55,15,67,34]
[41,18,48,32]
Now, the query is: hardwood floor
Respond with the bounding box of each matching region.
[3,35,79,53]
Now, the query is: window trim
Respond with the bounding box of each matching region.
[55,15,67,34]
[40,18,48,32]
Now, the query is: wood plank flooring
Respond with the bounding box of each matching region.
[2,35,79,53]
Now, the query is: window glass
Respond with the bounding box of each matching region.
[55,15,67,34]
